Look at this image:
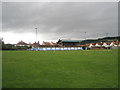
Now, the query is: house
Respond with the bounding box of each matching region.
[51,41,58,46]
[15,40,28,47]
[88,43,103,49]
[30,41,40,48]
[42,41,51,46]
[41,41,52,47]
[110,42,114,47]
[88,43,95,48]
[95,43,103,47]
[102,42,109,47]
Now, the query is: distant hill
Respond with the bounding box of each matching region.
[80,36,120,45]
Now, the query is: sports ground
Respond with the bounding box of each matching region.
[2,49,118,88]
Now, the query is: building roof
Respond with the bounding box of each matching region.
[51,42,57,45]
[60,40,81,42]
[97,43,103,45]
[16,40,27,45]
[31,42,40,46]
[42,41,51,45]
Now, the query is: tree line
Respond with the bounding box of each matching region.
[0,39,31,50]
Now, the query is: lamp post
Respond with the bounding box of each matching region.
[35,28,37,42]
[84,32,86,40]
[105,33,108,37]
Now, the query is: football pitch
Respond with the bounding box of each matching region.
[2,49,118,88]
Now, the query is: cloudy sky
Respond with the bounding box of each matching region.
[2,2,118,44]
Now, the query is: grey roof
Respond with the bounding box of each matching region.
[61,40,82,42]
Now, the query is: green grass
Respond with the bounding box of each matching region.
[2,49,118,88]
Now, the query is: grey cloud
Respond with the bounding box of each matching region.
[2,2,118,40]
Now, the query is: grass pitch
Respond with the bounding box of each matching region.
[2,50,118,88]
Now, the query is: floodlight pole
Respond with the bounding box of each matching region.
[106,33,108,37]
[35,28,37,42]
[84,32,86,40]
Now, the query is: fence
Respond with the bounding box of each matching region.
[29,47,83,51]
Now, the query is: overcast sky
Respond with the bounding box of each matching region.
[2,2,118,44]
